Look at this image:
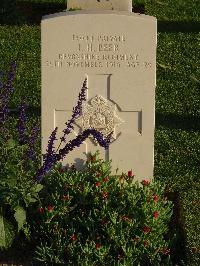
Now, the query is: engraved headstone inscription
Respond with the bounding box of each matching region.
[41,5,157,181]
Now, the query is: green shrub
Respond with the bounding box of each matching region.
[0,62,42,250]
[32,153,173,265]
[0,136,43,250]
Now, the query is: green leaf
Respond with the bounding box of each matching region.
[6,138,17,149]
[0,215,15,250]
[5,175,18,187]
[29,197,37,203]
[33,183,43,193]
[24,193,37,205]
[190,75,200,84]
[14,206,26,232]
[157,62,171,69]
[155,0,168,5]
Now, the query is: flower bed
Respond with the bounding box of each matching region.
[30,154,173,265]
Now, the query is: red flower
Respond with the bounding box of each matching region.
[102,192,109,200]
[162,247,170,255]
[128,170,134,177]
[144,240,149,247]
[95,182,101,187]
[121,216,131,222]
[153,211,159,219]
[101,218,109,225]
[95,243,101,249]
[38,207,44,213]
[132,236,139,242]
[143,226,151,234]
[102,177,109,182]
[63,195,70,201]
[153,195,159,202]
[142,180,150,186]
[47,205,54,212]
[71,234,77,241]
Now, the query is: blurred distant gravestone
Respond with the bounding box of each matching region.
[67,0,132,12]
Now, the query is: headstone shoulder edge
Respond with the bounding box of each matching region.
[41,11,157,22]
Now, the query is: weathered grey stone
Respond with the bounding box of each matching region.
[67,0,132,12]
[41,11,157,181]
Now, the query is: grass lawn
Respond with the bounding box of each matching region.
[0,0,200,265]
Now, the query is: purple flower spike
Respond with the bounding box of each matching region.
[27,124,40,160]
[57,129,112,162]
[46,126,58,156]
[0,71,3,90]
[35,80,88,182]
[35,80,113,183]
[61,78,87,142]
[17,101,27,144]
[36,127,58,182]
[35,128,112,183]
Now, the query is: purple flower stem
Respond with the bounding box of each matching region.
[17,101,27,144]
[36,127,58,182]
[57,128,112,161]
[35,79,113,183]
[35,128,112,183]
[55,78,87,153]
[27,124,40,160]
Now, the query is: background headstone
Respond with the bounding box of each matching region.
[42,10,157,181]
[67,0,132,12]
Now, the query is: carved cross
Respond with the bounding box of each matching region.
[55,73,142,149]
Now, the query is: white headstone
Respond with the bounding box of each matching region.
[41,10,157,181]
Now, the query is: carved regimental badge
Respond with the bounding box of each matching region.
[75,95,124,141]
